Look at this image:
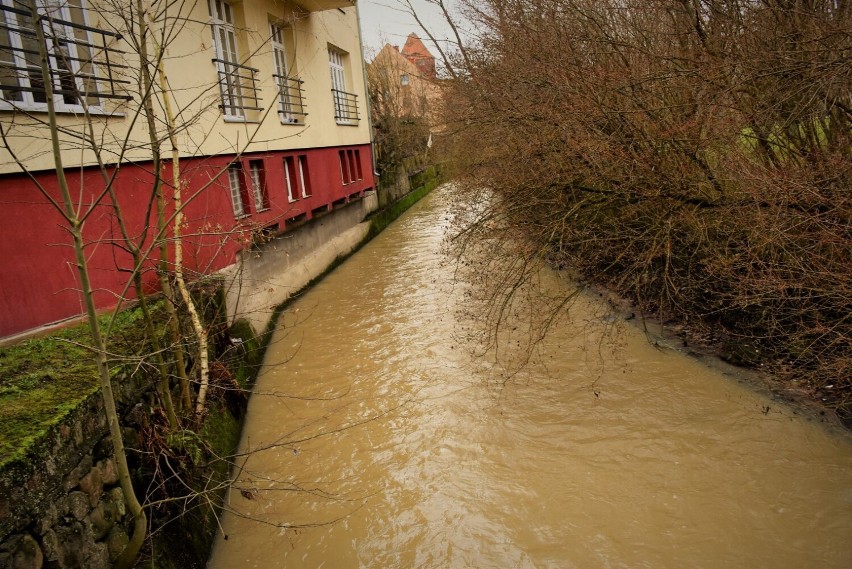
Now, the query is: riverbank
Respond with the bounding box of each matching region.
[0,294,258,568]
[443,179,849,431]
[586,282,850,432]
[435,0,849,432]
[0,166,444,568]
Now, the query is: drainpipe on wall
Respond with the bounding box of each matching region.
[354,0,379,181]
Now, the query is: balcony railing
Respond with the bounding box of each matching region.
[0,3,131,109]
[273,73,306,124]
[212,58,262,118]
[331,88,359,124]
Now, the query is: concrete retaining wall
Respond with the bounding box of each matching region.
[221,190,378,334]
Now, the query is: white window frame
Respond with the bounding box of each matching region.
[338,150,349,184]
[209,0,244,119]
[328,47,351,124]
[249,160,266,211]
[228,164,246,216]
[284,157,296,202]
[270,23,295,124]
[298,155,309,198]
[0,0,103,113]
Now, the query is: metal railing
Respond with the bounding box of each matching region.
[273,73,306,124]
[331,88,359,124]
[0,3,130,107]
[212,58,262,117]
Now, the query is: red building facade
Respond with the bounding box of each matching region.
[0,145,374,337]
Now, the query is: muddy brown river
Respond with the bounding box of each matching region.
[208,185,852,568]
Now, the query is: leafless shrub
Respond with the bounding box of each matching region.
[434,0,851,420]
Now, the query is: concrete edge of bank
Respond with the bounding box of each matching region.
[224,169,445,338]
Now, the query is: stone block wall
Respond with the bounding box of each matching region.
[0,391,134,568]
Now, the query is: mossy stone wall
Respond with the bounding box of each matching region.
[0,379,139,568]
[0,314,260,569]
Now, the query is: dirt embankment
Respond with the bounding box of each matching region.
[591,284,851,432]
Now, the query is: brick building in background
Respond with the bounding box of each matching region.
[401,33,436,80]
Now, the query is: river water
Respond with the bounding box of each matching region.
[208,185,852,568]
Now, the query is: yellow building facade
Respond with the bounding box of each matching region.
[0,0,376,337]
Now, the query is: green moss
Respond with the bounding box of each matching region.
[0,304,164,468]
[409,165,438,190]
[201,407,241,470]
[368,174,442,240]
[224,318,264,390]
[150,407,242,569]
[0,326,98,467]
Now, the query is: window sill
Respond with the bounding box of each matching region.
[0,103,124,118]
[224,116,261,124]
[335,121,360,126]
[255,207,270,213]
[234,213,250,220]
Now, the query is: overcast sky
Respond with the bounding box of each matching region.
[357,0,458,57]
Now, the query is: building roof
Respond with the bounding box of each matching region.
[401,33,431,59]
[371,43,420,76]
[400,33,436,79]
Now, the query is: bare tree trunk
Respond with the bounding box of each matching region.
[155,53,210,418]
[137,0,193,413]
[69,0,180,430]
[27,2,146,565]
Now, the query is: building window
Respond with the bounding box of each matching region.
[228,162,248,217]
[0,0,125,112]
[270,23,304,124]
[328,46,359,124]
[354,149,363,180]
[401,73,409,86]
[249,159,267,211]
[283,156,297,202]
[338,149,350,184]
[298,155,311,198]
[209,0,259,119]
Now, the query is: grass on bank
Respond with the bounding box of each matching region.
[367,167,442,239]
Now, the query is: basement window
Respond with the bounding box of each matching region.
[339,149,351,184]
[228,163,249,217]
[249,159,268,211]
[284,156,298,202]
